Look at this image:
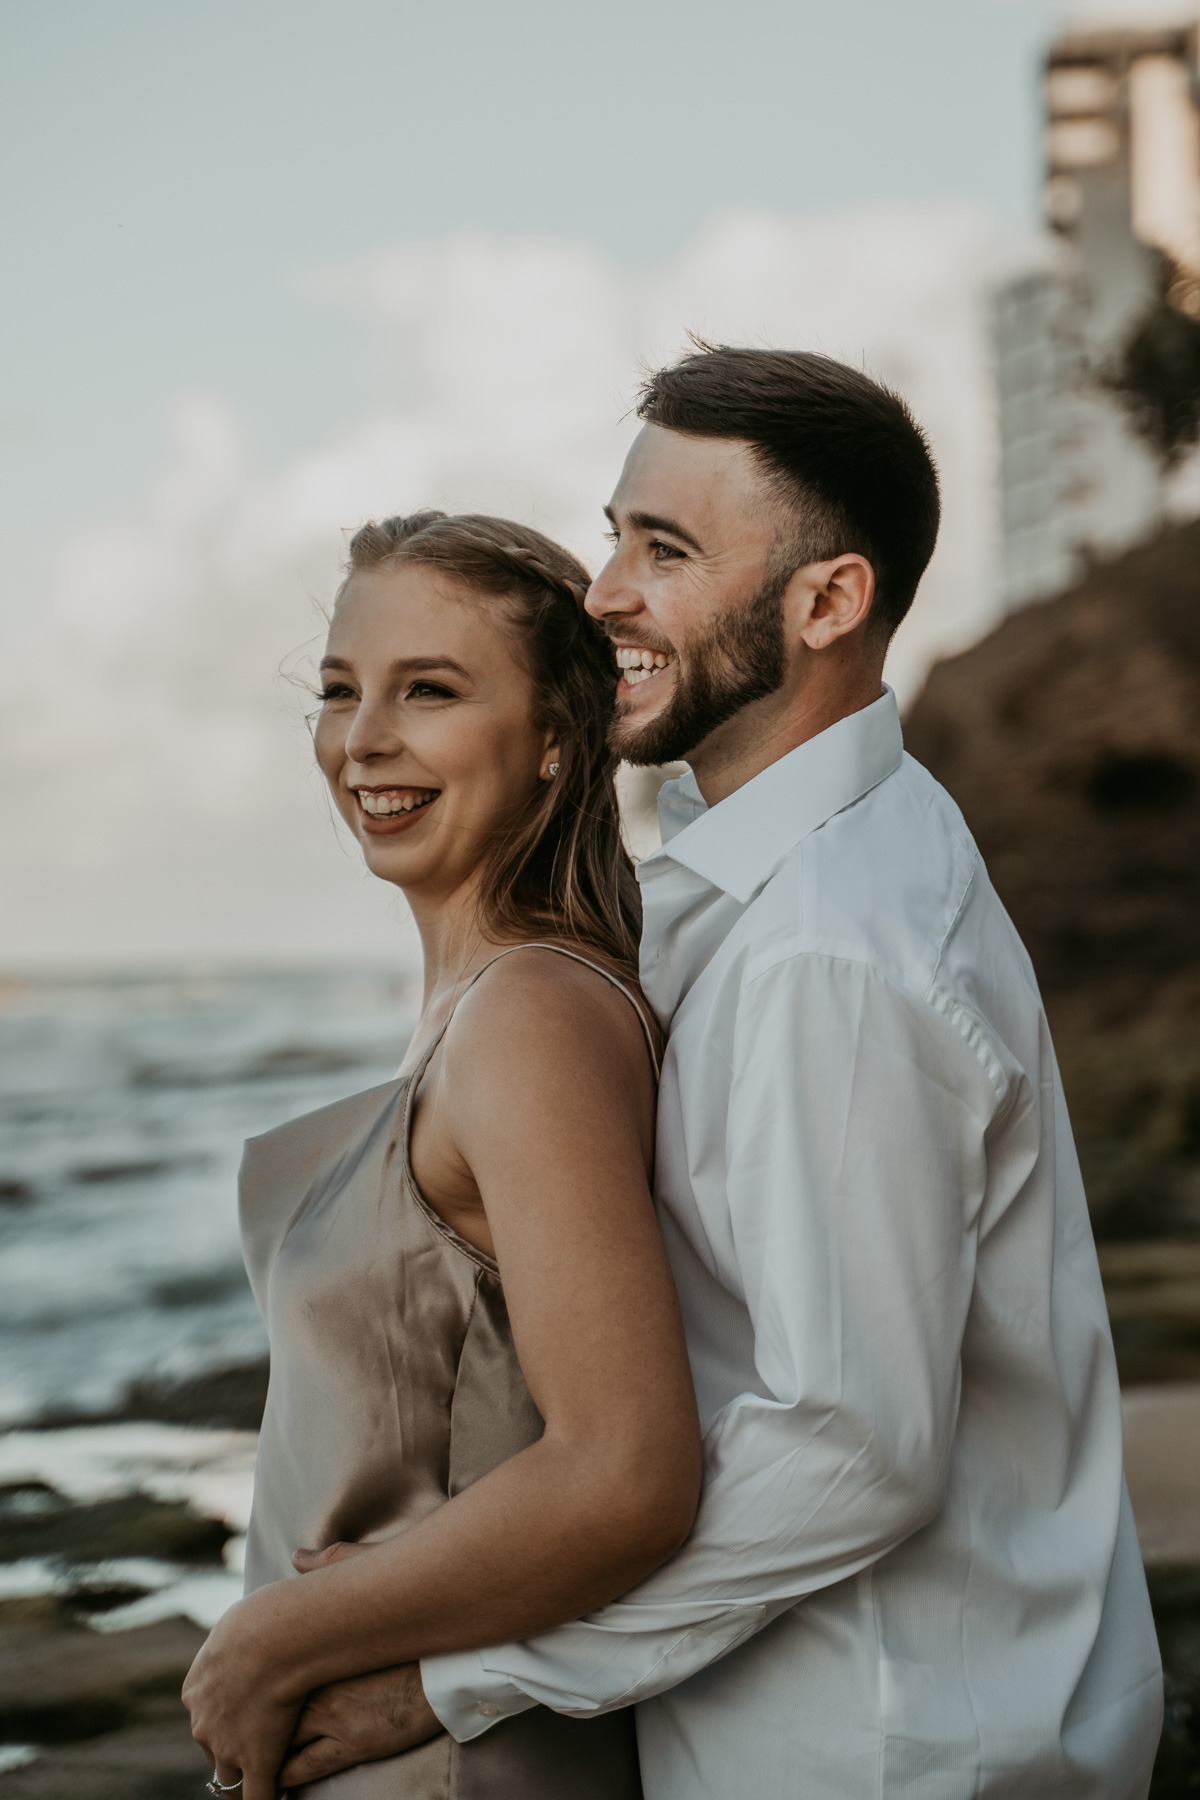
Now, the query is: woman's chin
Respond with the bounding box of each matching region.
[353,799,441,870]
[360,839,422,886]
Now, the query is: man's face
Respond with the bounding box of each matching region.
[585,425,789,767]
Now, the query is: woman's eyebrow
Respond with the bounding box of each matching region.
[400,656,473,680]
[317,654,473,679]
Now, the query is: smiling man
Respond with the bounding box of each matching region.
[288,346,1164,1797]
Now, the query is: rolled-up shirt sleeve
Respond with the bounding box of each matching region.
[423,953,1008,1739]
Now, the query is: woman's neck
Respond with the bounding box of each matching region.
[404,877,529,1015]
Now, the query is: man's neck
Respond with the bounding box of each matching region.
[687,664,886,808]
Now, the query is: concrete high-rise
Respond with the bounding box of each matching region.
[994,11,1200,608]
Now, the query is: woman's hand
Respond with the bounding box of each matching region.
[181,1591,307,1800]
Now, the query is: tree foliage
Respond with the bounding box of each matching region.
[1108,259,1200,468]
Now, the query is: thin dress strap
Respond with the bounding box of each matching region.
[405,942,660,1097]
[397,944,660,1267]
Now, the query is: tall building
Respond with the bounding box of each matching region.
[994,11,1200,608]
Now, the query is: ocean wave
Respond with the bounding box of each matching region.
[0,965,415,1425]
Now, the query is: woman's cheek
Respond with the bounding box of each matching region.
[312,713,344,786]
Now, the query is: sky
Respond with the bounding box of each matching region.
[0,0,1170,965]
[2,0,1064,614]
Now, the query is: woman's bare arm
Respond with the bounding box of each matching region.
[183,954,701,1798]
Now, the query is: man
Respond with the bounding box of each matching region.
[285,346,1163,1795]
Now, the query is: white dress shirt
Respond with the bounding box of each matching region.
[422,689,1162,1797]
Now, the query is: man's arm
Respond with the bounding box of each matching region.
[423,952,1007,1737]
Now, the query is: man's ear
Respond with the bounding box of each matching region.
[794,555,876,650]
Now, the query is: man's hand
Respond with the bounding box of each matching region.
[279,1541,441,1786]
[278,1664,442,1789]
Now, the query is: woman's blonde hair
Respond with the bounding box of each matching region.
[339,510,642,975]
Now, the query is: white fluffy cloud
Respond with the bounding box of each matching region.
[1,205,1018,965]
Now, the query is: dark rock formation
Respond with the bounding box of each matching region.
[0,1484,230,1567]
[906,520,1200,1379]
[34,1358,270,1434]
[0,1613,209,1799]
[906,519,1200,1014]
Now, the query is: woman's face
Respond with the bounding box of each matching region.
[314,564,555,902]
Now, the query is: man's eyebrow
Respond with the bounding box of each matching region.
[604,504,705,555]
[317,654,473,679]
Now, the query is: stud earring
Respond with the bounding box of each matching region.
[547,761,559,777]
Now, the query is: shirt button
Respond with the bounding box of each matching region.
[477,1702,501,1718]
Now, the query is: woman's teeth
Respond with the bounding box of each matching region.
[358,789,438,816]
[616,648,673,686]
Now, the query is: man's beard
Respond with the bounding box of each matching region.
[610,565,789,767]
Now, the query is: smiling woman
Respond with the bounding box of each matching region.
[315,511,641,967]
[182,511,698,1800]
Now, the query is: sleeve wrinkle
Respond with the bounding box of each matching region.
[735,950,1006,1132]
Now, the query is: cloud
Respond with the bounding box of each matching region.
[1062,1,1199,23]
[0,204,1020,965]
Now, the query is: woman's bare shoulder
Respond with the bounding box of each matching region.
[446,944,657,1091]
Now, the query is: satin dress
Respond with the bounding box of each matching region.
[239,945,657,1798]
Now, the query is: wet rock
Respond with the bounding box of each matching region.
[1146,1567,1200,1800]
[70,1161,173,1186]
[1103,1243,1200,1385]
[113,1360,270,1432]
[149,1269,251,1311]
[0,1486,230,1566]
[0,1614,209,1799]
[35,1358,270,1433]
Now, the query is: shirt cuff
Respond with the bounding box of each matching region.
[420,1649,538,1743]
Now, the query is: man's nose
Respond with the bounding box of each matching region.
[585,553,643,622]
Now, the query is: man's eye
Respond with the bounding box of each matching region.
[650,540,685,561]
[602,529,619,545]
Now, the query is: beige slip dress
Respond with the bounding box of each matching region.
[239,943,660,1798]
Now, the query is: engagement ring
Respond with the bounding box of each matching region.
[205,1778,243,1795]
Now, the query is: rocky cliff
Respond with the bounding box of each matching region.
[905,520,1200,1378]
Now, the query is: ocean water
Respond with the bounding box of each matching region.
[0,964,420,1429]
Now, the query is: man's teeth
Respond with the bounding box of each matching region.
[358,790,438,817]
[615,648,673,685]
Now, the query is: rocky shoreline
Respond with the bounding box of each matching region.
[0,1374,1197,1796]
[29,1359,270,1438]
[0,1610,209,1799]
[0,1364,266,1798]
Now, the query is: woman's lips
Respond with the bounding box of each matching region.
[354,788,440,836]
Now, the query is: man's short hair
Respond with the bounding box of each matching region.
[636,344,941,641]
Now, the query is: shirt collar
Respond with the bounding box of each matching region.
[640,686,903,905]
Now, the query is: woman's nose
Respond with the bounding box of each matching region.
[344,694,400,764]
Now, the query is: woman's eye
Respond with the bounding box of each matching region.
[407,681,456,700]
[318,683,355,702]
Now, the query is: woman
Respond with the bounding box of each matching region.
[182,512,701,1799]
